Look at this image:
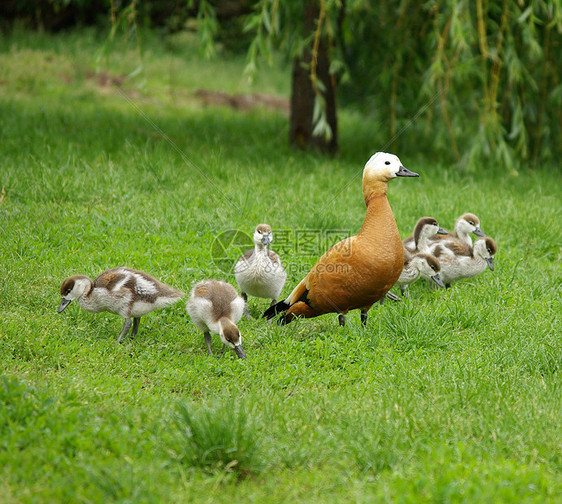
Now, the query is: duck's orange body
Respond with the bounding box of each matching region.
[264,152,418,325]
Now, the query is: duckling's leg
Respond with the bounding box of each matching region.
[338,314,345,327]
[400,285,410,299]
[204,332,213,355]
[118,318,132,342]
[242,293,252,319]
[131,317,141,338]
[269,299,277,307]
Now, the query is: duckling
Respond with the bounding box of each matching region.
[58,267,184,342]
[186,280,246,359]
[432,213,485,248]
[394,250,444,298]
[430,236,497,287]
[264,152,419,328]
[234,224,286,311]
[403,217,448,254]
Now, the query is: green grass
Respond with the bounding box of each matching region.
[0,28,561,503]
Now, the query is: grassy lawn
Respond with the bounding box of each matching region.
[0,29,560,503]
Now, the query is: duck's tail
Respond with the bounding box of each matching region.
[262,279,309,321]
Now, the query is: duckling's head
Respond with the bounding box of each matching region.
[219,318,246,359]
[415,254,445,288]
[363,152,418,202]
[474,237,497,271]
[414,217,448,243]
[58,275,91,312]
[254,223,273,248]
[457,213,485,237]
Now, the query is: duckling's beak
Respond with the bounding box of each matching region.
[485,257,494,271]
[396,166,419,177]
[234,344,247,359]
[261,234,272,246]
[473,227,486,237]
[437,226,448,235]
[57,298,72,313]
[431,274,445,288]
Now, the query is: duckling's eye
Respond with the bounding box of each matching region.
[257,230,262,234]
[65,289,72,295]
[385,161,390,165]
[431,265,436,271]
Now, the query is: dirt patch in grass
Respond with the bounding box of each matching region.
[195,89,289,115]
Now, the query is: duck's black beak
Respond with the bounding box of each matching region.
[485,257,494,271]
[474,227,486,237]
[57,298,72,313]
[396,166,419,177]
[437,226,448,235]
[234,344,247,359]
[432,274,445,288]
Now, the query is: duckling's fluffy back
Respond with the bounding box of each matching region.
[186,280,245,332]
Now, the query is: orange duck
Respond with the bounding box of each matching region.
[264,152,418,327]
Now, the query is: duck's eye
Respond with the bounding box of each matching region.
[385,161,390,165]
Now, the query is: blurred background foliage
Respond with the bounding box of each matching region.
[2,0,560,171]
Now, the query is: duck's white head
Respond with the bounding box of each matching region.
[58,275,92,312]
[473,237,497,271]
[414,254,445,288]
[456,213,485,237]
[219,318,246,359]
[363,152,419,182]
[253,223,273,248]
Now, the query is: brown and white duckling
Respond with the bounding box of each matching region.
[58,267,184,342]
[430,236,497,287]
[395,250,444,297]
[186,280,246,359]
[432,213,486,248]
[403,217,447,253]
[234,224,286,310]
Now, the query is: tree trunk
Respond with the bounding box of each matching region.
[289,2,338,154]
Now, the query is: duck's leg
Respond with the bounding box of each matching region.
[338,314,345,327]
[360,306,373,328]
[131,317,141,338]
[204,332,213,355]
[118,318,132,342]
[400,285,410,298]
